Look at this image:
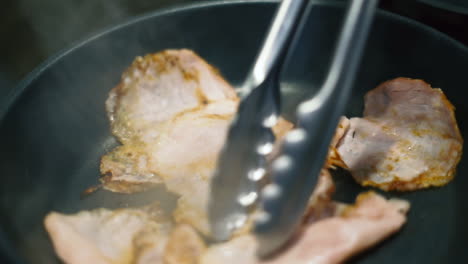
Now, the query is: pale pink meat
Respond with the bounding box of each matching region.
[163,224,207,264]
[44,203,172,264]
[47,51,419,264]
[99,49,294,235]
[100,50,238,193]
[98,50,241,235]
[303,169,338,223]
[200,192,409,264]
[337,78,463,190]
[106,49,237,144]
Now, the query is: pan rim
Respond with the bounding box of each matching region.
[418,0,468,15]
[1,0,467,124]
[0,0,467,263]
[1,0,468,125]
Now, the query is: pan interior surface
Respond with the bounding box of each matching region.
[0,1,467,263]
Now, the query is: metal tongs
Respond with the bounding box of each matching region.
[209,0,379,257]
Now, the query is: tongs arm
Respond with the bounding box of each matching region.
[209,0,309,241]
[240,0,308,97]
[254,0,379,257]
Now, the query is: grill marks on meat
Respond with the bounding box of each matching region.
[337,78,463,191]
[200,192,409,264]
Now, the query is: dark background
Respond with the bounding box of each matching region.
[1,0,467,102]
[0,0,467,263]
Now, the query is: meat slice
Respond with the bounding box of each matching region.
[44,203,172,264]
[99,50,240,235]
[337,78,463,191]
[272,117,295,140]
[100,144,162,193]
[200,235,257,264]
[200,192,409,264]
[106,49,237,145]
[163,224,207,264]
[100,49,238,193]
[327,116,350,169]
[47,51,425,264]
[265,192,409,264]
[304,169,339,222]
[99,49,297,235]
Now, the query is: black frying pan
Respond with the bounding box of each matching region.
[1,0,467,263]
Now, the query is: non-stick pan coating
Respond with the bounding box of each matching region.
[0,1,467,263]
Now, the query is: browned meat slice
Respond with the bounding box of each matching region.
[200,192,409,264]
[100,49,238,193]
[337,78,463,191]
[105,49,238,145]
[163,224,207,264]
[99,49,297,235]
[44,203,172,264]
[327,117,350,169]
[98,50,240,235]
[100,144,163,193]
[68,51,418,264]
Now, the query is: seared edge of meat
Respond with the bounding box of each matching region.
[337,77,463,191]
[106,49,237,144]
[99,49,239,194]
